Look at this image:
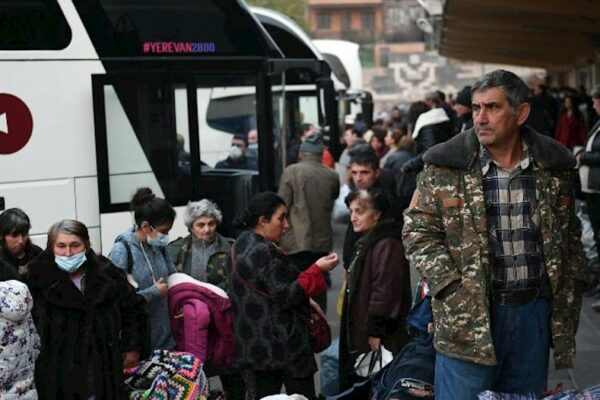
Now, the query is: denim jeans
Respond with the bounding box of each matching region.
[435,298,550,400]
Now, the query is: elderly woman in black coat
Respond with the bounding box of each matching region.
[26,219,149,399]
[229,192,339,400]
[339,188,412,390]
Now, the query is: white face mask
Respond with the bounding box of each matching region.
[55,251,87,273]
[229,145,243,160]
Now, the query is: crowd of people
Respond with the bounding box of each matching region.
[0,69,599,400]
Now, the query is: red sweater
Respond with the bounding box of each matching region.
[555,112,586,150]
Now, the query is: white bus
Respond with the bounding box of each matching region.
[0,0,337,250]
[252,8,373,135]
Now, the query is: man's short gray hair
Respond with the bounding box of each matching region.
[471,69,531,111]
[184,199,223,229]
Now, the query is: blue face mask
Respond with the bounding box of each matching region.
[55,251,87,273]
[147,228,170,248]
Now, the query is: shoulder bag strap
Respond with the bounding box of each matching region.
[229,245,311,322]
[116,238,134,274]
[229,245,271,299]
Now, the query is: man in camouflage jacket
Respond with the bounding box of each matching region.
[403,70,587,399]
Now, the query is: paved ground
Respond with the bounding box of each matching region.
[547,296,600,391]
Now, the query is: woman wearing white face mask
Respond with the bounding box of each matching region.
[26,219,149,399]
[109,187,177,351]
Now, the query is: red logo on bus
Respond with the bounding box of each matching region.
[0,93,34,155]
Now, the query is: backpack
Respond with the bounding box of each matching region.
[370,333,435,400]
[371,296,435,400]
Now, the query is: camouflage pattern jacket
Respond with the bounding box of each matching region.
[402,127,587,368]
[167,233,233,290]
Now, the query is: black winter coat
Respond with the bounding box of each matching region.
[0,257,20,281]
[229,230,316,378]
[215,155,257,170]
[0,240,43,274]
[384,149,417,212]
[580,120,600,191]
[27,250,150,400]
[403,120,452,174]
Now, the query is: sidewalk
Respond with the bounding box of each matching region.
[547,296,600,391]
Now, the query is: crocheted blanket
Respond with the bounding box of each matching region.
[124,350,209,399]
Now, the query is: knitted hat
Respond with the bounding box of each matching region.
[300,134,324,154]
[455,86,472,108]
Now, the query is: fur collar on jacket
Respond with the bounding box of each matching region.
[27,250,118,308]
[423,126,576,170]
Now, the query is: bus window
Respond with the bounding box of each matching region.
[207,92,257,136]
[0,0,72,50]
[299,95,319,129]
[101,82,193,206]
[94,73,262,227]
[203,87,257,167]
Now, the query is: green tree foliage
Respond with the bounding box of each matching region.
[245,0,308,31]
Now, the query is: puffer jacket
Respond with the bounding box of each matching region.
[402,108,452,174]
[167,273,233,368]
[0,280,40,400]
[403,127,587,369]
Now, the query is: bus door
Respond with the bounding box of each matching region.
[263,60,339,185]
[92,68,265,249]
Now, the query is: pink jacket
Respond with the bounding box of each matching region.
[167,273,233,368]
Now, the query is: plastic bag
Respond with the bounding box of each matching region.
[320,338,340,396]
[353,345,393,378]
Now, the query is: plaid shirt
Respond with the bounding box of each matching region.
[480,143,546,290]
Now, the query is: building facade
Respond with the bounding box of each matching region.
[307,0,384,44]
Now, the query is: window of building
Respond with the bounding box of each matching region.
[362,11,375,30]
[317,12,331,30]
[0,0,72,50]
[342,11,352,31]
